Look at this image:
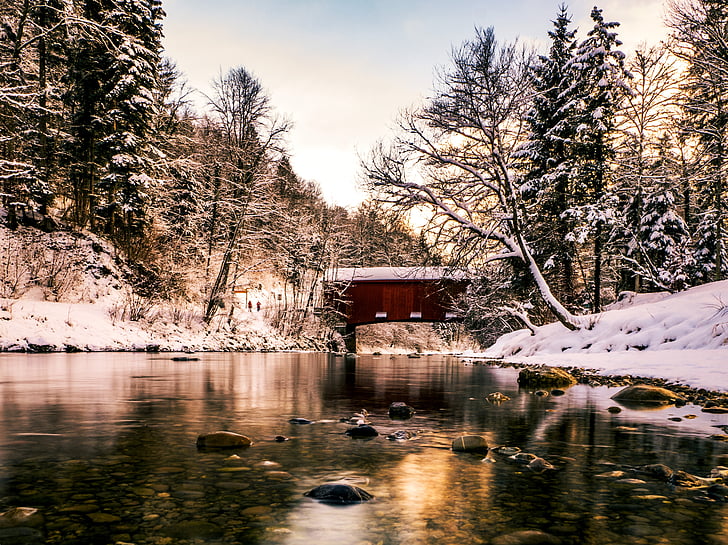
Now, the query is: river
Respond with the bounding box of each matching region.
[0,352,727,545]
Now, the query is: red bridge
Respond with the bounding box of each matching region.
[323,267,469,352]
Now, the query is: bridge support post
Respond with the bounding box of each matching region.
[344,324,357,353]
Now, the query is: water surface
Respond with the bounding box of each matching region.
[1,352,727,545]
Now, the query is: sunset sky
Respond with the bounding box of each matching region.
[162,0,670,207]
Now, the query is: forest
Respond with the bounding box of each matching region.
[0,0,726,346]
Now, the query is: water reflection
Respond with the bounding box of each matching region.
[0,352,727,545]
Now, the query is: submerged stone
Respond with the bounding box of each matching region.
[491,529,562,545]
[196,431,252,449]
[388,402,416,419]
[345,424,378,438]
[303,483,374,504]
[451,435,488,454]
[289,418,314,425]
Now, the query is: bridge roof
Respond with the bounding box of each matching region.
[325,266,466,283]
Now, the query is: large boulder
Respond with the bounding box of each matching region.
[388,402,416,419]
[452,435,489,454]
[304,483,374,504]
[517,367,576,388]
[196,431,252,449]
[611,384,685,405]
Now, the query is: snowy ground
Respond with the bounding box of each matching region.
[467,280,728,392]
[0,223,320,352]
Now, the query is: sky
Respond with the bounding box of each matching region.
[161,0,671,207]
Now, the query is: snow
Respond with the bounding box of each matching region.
[471,280,728,392]
[0,296,291,352]
[327,266,464,282]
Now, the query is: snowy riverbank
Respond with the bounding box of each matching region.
[470,280,728,392]
[0,297,323,352]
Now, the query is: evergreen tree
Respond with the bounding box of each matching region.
[96,0,165,247]
[0,0,65,224]
[517,4,578,305]
[565,6,631,310]
[64,0,164,246]
[669,0,728,283]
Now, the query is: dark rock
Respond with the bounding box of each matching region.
[527,457,556,473]
[452,435,488,454]
[607,406,622,413]
[491,529,562,545]
[551,389,566,396]
[289,417,314,424]
[702,407,728,414]
[274,435,289,442]
[196,431,252,449]
[172,356,199,361]
[707,484,728,501]
[388,401,416,419]
[611,384,685,405]
[145,344,160,352]
[64,344,82,353]
[304,483,374,504]
[27,343,54,353]
[345,424,378,438]
[517,366,576,388]
[639,464,674,482]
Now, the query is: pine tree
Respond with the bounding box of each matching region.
[0,0,65,225]
[669,0,728,283]
[565,6,631,310]
[96,0,165,248]
[517,4,578,304]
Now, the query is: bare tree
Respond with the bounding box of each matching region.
[202,66,290,323]
[364,28,584,331]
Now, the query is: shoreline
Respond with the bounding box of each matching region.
[462,357,728,412]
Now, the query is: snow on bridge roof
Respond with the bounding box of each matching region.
[325,266,467,283]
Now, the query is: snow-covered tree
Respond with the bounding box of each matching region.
[669,0,728,283]
[0,0,66,225]
[364,27,585,331]
[614,45,692,292]
[517,5,579,304]
[95,0,164,247]
[564,6,631,310]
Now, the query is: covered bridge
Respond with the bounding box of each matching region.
[323,267,469,352]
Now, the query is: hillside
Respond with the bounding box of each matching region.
[477,280,728,391]
[0,223,322,352]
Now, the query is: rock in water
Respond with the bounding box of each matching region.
[451,435,488,454]
[486,392,511,404]
[304,483,374,504]
[289,417,314,424]
[491,529,562,545]
[345,424,378,438]
[387,430,416,441]
[517,367,576,388]
[196,431,252,449]
[0,507,43,528]
[388,402,416,419]
[610,384,685,405]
